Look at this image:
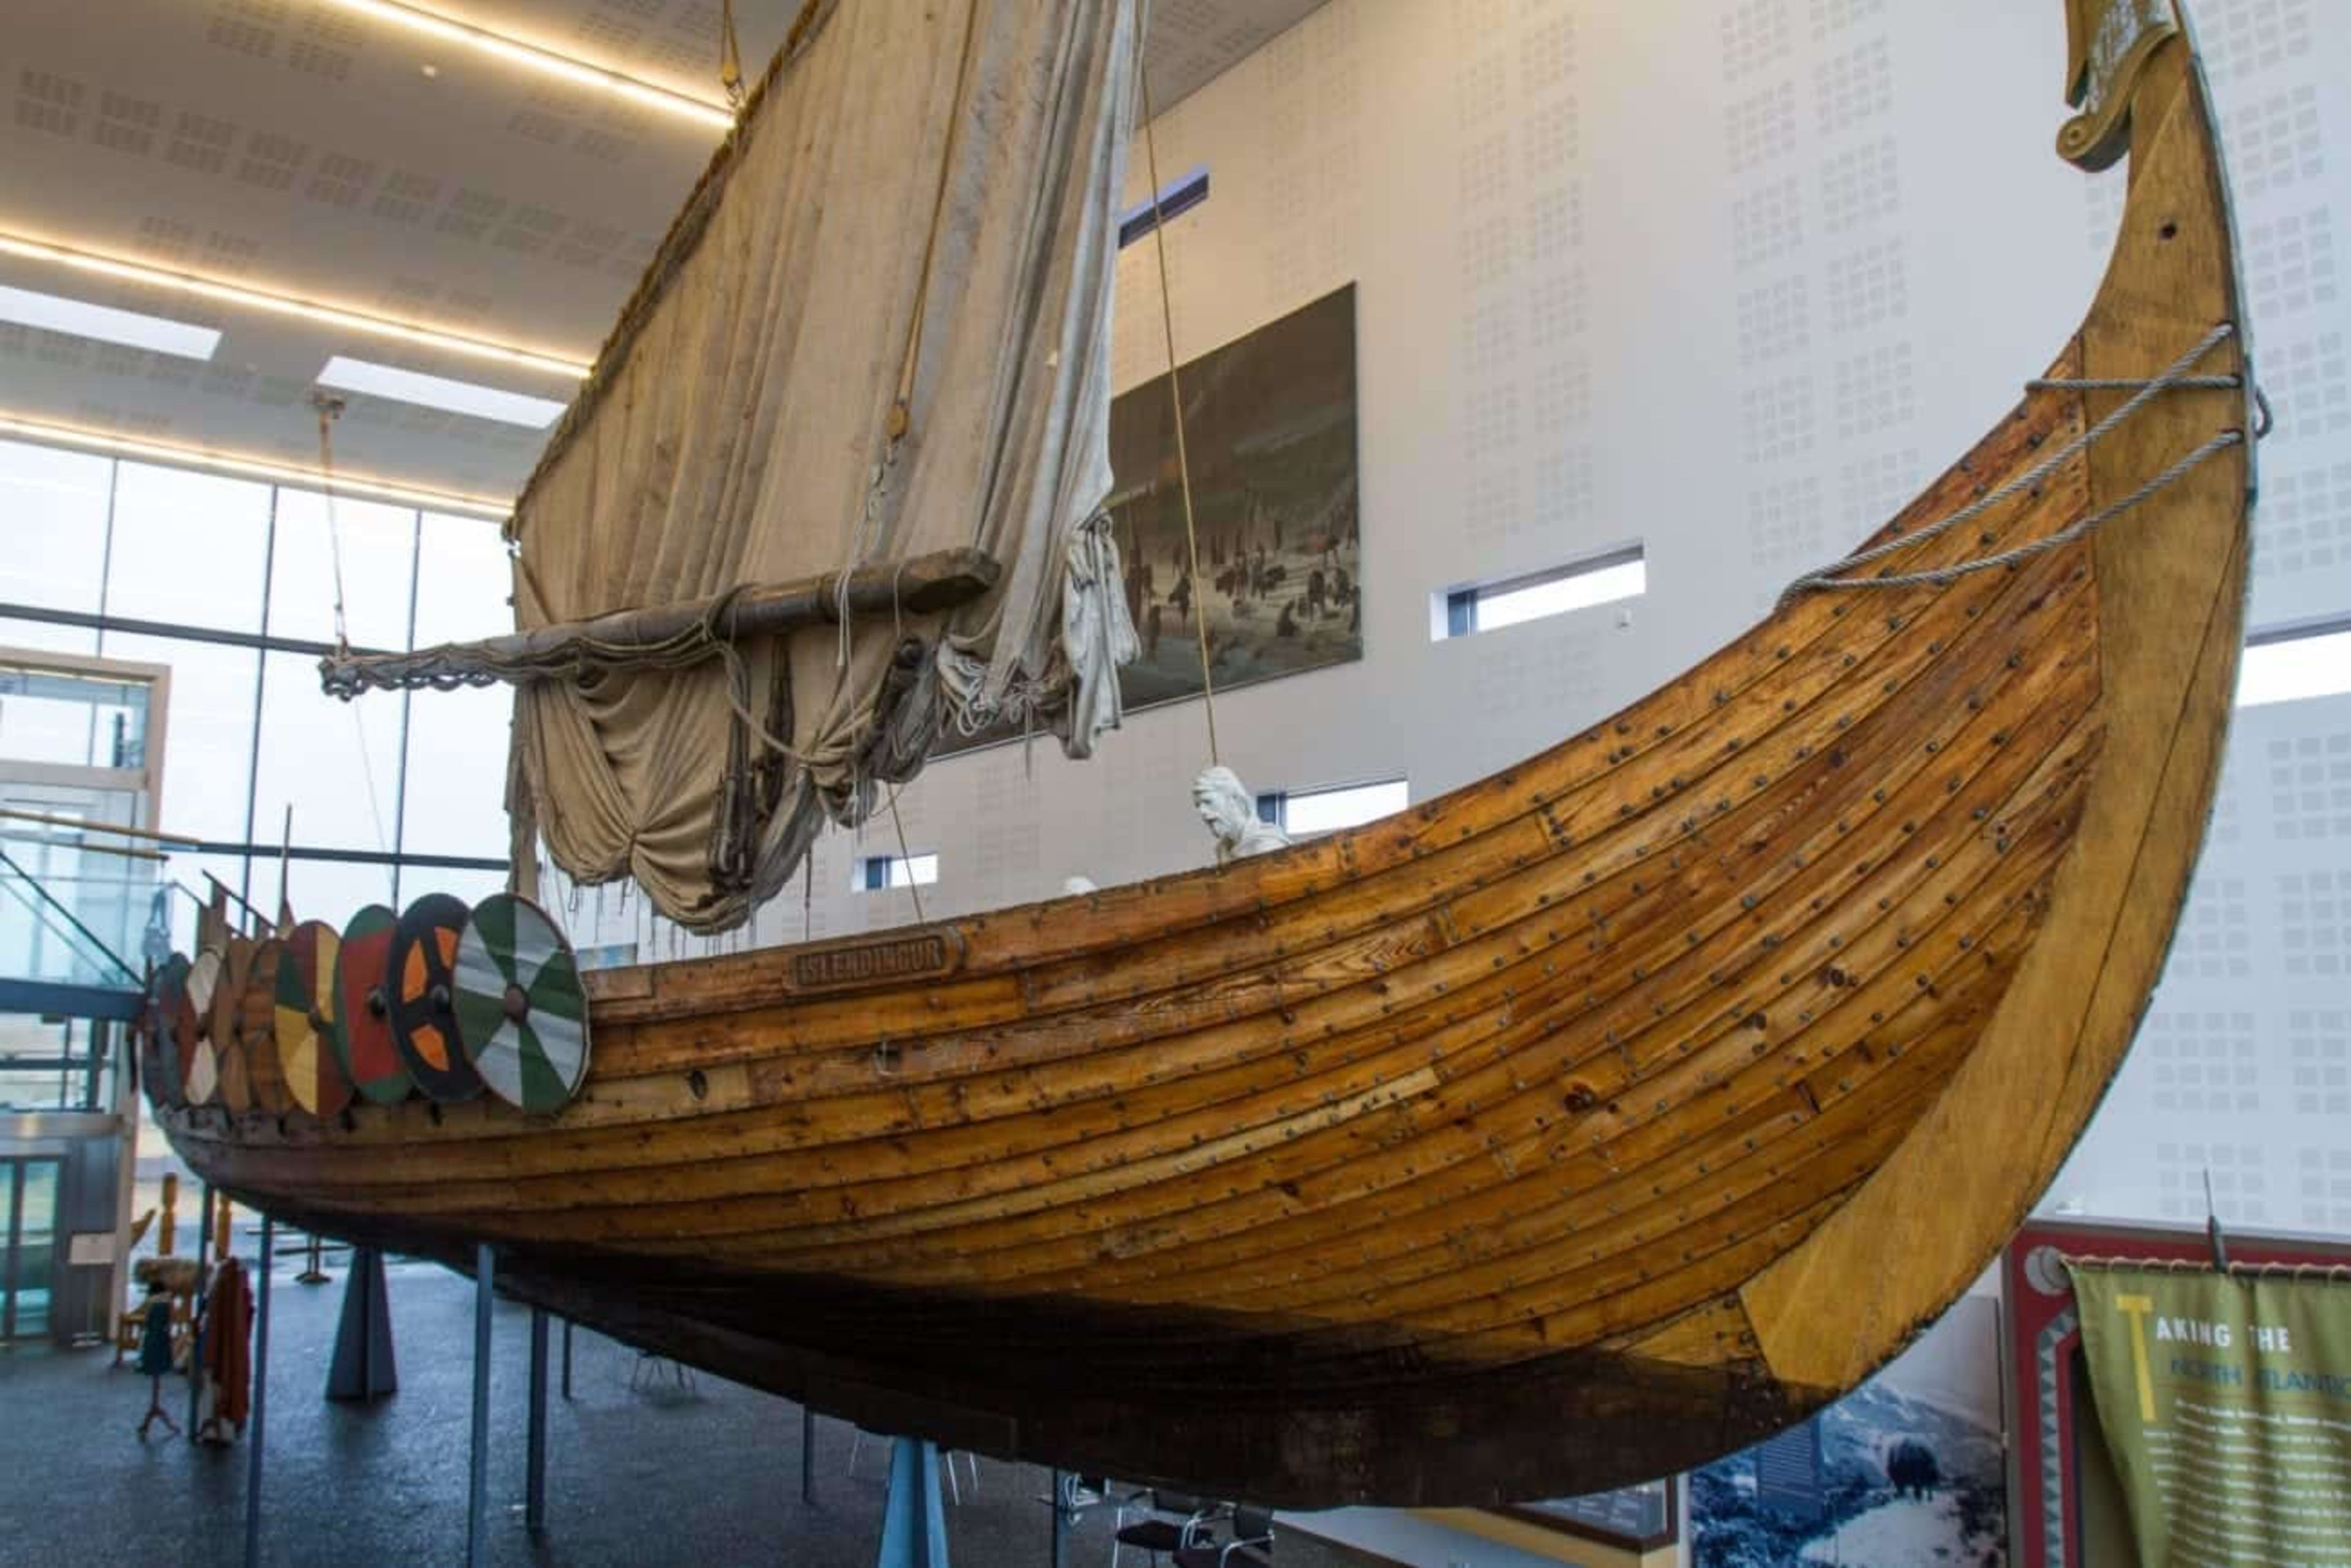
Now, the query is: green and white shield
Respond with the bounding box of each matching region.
[452,894,590,1114]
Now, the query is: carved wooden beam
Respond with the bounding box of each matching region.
[320,547,1000,698]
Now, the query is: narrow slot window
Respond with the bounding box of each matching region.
[2238,619,2351,707]
[1118,167,1210,250]
[1256,778,1409,838]
[1435,543,1646,639]
[858,852,939,891]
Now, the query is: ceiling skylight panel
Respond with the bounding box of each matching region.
[317,356,569,429]
[0,283,220,360]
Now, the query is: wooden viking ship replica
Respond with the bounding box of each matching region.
[148,0,2258,1506]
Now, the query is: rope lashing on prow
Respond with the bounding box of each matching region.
[1779,322,2254,607]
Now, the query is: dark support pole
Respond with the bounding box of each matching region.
[466,1245,493,1568]
[560,1318,572,1400]
[527,1308,549,1536]
[327,1247,397,1400]
[244,1214,273,1568]
[1049,1471,1069,1568]
[801,1406,816,1505]
[187,1182,213,1439]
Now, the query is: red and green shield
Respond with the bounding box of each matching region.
[332,904,411,1105]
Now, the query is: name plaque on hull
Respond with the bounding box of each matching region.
[789,931,963,992]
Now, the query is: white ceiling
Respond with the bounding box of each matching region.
[0,0,1322,506]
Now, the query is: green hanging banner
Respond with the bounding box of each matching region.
[2068,1262,2351,1566]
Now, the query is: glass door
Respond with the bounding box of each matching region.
[2,1158,62,1341]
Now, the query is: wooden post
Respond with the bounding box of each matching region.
[320,548,1000,697]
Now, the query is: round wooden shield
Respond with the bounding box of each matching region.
[332,904,411,1105]
[274,921,354,1119]
[212,937,254,1113]
[389,893,484,1104]
[141,958,186,1111]
[454,895,591,1115]
[182,948,221,1106]
[241,939,292,1116]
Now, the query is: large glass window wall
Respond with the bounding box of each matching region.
[0,437,512,951]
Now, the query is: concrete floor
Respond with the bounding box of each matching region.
[0,1251,1373,1567]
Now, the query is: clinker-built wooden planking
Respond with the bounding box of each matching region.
[163,26,2251,1507]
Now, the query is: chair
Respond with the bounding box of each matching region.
[846,1427,981,1502]
[1112,1490,1219,1567]
[1172,1504,1274,1568]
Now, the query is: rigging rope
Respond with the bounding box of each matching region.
[1136,51,1221,770]
[884,782,925,924]
[312,394,392,858]
[1780,323,2245,606]
[718,0,745,109]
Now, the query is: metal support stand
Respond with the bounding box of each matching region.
[244,1215,272,1568]
[1049,1471,1069,1568]
[560,1318,573,1400]
[295,1232,329,1285]
[802,1406,816,1504]
[186,1181,214,1440]
[466,1245,493,1568]
[527,1308,549,1536]
[874,1437,950,1568]
[327,1247,397,1400]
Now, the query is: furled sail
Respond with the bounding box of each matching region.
[498,0,1140,930]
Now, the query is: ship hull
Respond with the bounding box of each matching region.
[163,36,2251,1506]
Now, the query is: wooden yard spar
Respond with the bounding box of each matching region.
[163,0,2256,1507]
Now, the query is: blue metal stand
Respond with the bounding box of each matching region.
[874,1437,950,1568]
[244,1215,272,1568]
[466,1245,493,1568]
[560,1318,573,1399]
[802,1406,816,1504]
[326,1247,397,1400]
[1049,1470,1070,1568]
[526,1308,549,1536]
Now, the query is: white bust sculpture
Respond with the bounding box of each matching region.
[1193,765,1291,861]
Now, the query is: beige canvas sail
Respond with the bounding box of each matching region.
[504,0,1140,930]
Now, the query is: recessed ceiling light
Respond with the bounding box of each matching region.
[323,0,735,130]
[0,230,590,378]
[0,410,511,519]
[0,282,220,360]
[420,62,441,78]
[317,355,569,429]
